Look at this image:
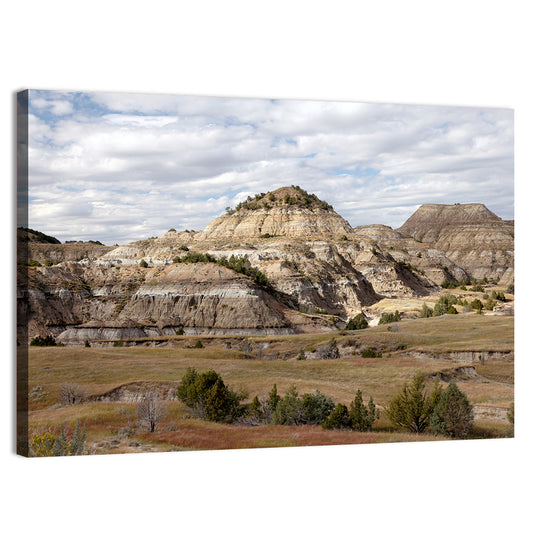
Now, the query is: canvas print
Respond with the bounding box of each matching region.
[17,90,514,457]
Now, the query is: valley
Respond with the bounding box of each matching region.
[18,185,514,455]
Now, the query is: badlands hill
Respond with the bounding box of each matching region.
[18,186,514,344]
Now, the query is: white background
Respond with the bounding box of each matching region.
[2,1,531,531]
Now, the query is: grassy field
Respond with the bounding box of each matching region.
[26,313,514,454]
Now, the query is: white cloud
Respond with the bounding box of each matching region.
[27,91,514,244]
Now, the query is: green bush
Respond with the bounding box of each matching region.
[177,368,246,423]
[272,385,302,425]
[322,403,351,429]
[386,372,442,433]
[379,311,401,325]
[345,313,368,330]
[30,335,57,347]
[419,303,433,318]
[349,390,379,431]
[139,259,148,268]
[361,347,381,358]
[434,294,459,316]
[430,382,473,438]
[470,298,483,312]
[300,390,335,425]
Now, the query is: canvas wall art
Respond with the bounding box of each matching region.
[17,90,514,457]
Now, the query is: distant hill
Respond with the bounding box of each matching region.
[17,227,61,244]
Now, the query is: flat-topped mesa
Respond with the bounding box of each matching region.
[397,203,503,242]
[198,185,353,241]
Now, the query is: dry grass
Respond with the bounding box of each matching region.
[26,313,514,452]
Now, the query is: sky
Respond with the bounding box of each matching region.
[25,89,514,245]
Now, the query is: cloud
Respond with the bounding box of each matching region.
[27,91,514,244]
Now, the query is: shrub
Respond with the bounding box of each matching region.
[58,382,88,405]
[84,340,91,347]
[361,347,381,358]
[113,340,124,347]
[30,419,86,457]
[386,372,442,433]
[470,299,483,312]
[316,339,340,359]
[345,313,368,330]
[507,284,514,294]
[446,305,458,314]
[492,290,506,302]
[322,403,351,429]
[483,299,496,311]
[430,382,473,438]
[349,390,379,431]
[272,385,301,425]
[419,303,433,318]
[178,245,189,251]
[139,259,148,268]
[379,311,401,325]
[44,259,53,267]
[177,368,245,423]
[300,390,335,425]
[192,340,204,349]
[30,335,57,347]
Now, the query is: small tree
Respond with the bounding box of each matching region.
[419,303,433,318]
[379,311,401,325]
[386,372,442,433]
[345,313,368,330]
[139,259,148,268]
[137,390,166,432]
[322,403,351,429]
[349,390,379,431]
[58,382,88,405]
[177,368,245,423]
[430,382,473,438]
[265,384,281,420]
[272,385,302,425]
[300,390,335,425]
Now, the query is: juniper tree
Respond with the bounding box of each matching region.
[430,382,473,438]
[386,372,442,433]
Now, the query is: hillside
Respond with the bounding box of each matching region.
[18,187,514,344]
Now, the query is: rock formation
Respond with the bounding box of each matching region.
[18,187,514,344]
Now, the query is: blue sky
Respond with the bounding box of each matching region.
[26,90,514,245]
